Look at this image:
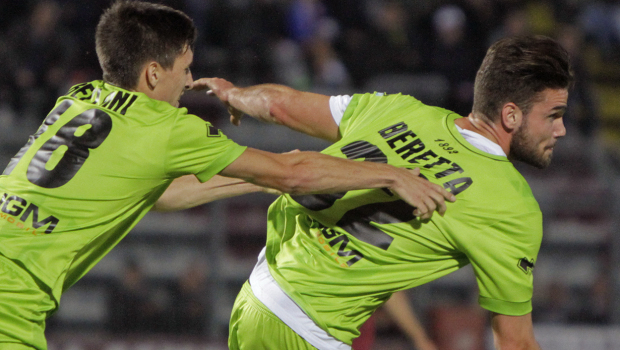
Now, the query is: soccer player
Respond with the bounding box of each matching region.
[195,34,573,350]
[0,2,455,349]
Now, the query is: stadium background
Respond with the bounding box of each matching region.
[0,0,619,349]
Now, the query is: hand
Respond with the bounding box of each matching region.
[259,149,300,196]
[190,77,245,126]
[390,168,456,220]
[257,149,300,196]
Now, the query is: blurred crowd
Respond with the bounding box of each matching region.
[0,0,617,135]
[1,0,620,342]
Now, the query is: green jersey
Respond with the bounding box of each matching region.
[0,80,246,305]
[265,93,542,344]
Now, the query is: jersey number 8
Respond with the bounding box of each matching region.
[3,100,113,188]
[293,141,416,251]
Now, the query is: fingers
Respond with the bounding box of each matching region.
[230,114,241,126]
[408,167,421,176]
[394,169,457,220]
[415,186,447,219]
[418,183,454,219]
[190,77,233,94]
[191,78,243,126]
[229,106,244,126]
[189,78,211,91]
[429,190,448,216]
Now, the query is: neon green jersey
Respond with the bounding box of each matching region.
[265,93,542,344]
[0,81,246,304]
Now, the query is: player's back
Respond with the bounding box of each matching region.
[0,80,242,303]
[264,93,542,344]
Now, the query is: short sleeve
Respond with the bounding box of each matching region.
[463,211,543,316]
[165,113,247,182]
[338,93,422,139]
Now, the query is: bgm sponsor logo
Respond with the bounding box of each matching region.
[315,224,364,267]
[518,257,535,274]
[0,193,59,235]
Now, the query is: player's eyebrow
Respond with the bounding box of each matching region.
[549,105,567,114]
[548,105,566,117]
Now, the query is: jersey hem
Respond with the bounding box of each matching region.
[250,248,352,350]
[478,295,532,316]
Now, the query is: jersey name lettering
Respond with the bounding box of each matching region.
[379,122,472,196]
[102,91,138,115]
[68,82,137,115]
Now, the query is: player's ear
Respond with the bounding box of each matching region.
[145,61,160,90]
[500,102,522,132]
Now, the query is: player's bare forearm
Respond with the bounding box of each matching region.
[191,78,339,142]
[220,148,456,219]
[152,175,276,212]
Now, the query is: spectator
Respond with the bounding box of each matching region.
[488,6,532,45]
[108,260,154,333]
[338,0,423,88]
[556,24,600,136]
[579,0,620,61]
[427,4,482,116]
[3,1,77,125]
[172,260,210,334]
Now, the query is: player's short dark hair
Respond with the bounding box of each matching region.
[472,35,573,121]
[95,0,197,89]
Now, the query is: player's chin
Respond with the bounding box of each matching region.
[538,151,554,169]
[174,94,184,107]
[544,146,555,158]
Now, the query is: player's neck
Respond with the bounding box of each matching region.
[133,76,154,99]
[455,113,511,155]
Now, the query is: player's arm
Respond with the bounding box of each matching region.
[491,313,542,350]
[383,291,438,350]
[152,174,279,212]
[190,78,339,142]
[219,147,456,220]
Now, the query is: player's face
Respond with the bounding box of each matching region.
[158,47,194,107]
[510,88,568,169]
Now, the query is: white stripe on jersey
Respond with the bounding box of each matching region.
[249,247,351,350]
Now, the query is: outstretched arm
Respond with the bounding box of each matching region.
[220,148,456,220]
[190,78,456,219]
[152,174,278,212]
[383,291,438,350]
[491,313,541,350]
[190,78,340,142]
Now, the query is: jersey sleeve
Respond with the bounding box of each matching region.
[338,93,423,139]
[462,211,543,316]
[165,113,247,182]
[338,93,373,137]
